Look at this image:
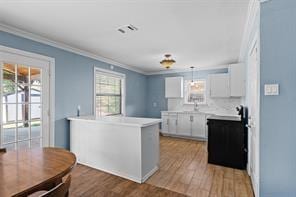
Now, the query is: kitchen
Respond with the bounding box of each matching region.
[1,0,295,196]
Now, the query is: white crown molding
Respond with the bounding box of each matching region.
[0,23,146,75]
[239,0,260,61]
[145,64,229,75]
[259,0,271,3]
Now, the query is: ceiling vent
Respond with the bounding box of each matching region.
[117,24,138,34]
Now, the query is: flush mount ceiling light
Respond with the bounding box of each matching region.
[160,54,176,69]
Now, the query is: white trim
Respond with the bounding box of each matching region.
[247,31,260,197]
[93,67,126,117]
[0,45,55,147]
[77,161,143,183]
[0,23,145,75]
[259,0,271,3]
[141,166,159,183]
[239,0,260,61]
[146,64,229,75]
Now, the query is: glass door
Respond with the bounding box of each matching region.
[0,62,49,150]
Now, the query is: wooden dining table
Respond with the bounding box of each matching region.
[0,147,76,197]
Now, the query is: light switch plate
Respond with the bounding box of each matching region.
[264,84,279,95]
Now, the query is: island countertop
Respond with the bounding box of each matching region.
[68,116,162,127]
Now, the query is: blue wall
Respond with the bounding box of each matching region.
[0,31,147,149]
[260,1,296,196]
[146,68,228,118]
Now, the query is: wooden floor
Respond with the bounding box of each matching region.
[70,136,254,197]
[146,136,254,197]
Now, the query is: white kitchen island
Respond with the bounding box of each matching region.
[68,116,161,183]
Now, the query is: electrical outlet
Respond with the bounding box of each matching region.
[264,84,279,96]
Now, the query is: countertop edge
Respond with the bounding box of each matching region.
[68,117,162,128]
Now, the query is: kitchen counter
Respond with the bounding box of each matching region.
[207,115,241,122]
[68,115,160,183]
[161,110,239,117]
[68,116,161,127]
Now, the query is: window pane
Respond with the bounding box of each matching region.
[18,140,30,149]
[18,122,30,141]
[17,85,29,103]
[31,104,41,120]
[30,67,41,85]
[31,119,41,138]
[3,63,16,82]
[186,80,206,104]
[17,104,29,122]
[3,124,16,143]
[96,96,121,116]
[3,63,17,103]
[31,138,42,148]
[31,86,41,103]
[3,143,16,151]
[17,65,29,84]
[2,104,16,124]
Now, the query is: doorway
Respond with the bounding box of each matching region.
[0,46,54,150]
[247,32,260,197]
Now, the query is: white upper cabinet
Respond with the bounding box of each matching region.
[209,73,230,98]
[165,77,184,98]
[229,63,245,97]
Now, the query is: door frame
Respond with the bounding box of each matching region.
[247,31,260,197]
[0,45,55,147]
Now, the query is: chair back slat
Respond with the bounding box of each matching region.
[40,175,71,197]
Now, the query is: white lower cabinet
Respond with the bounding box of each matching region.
[177,113,192,136]
[191,114,206,138]
[161,112,207,140]
[161,115,169,133]
[168,114,177,134]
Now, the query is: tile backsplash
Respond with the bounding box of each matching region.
[168,97,242,116]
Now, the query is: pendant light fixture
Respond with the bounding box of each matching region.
[190,66,195,86]
[160,54,176,69]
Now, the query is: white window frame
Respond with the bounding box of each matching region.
[93,67,126,116]
[0,45,55,147]
[184,79,207,105]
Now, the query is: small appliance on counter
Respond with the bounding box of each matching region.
[207,105,248,169]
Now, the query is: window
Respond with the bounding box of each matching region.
[95,68,125,116]
[184,80,206,104]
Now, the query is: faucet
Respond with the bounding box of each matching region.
[194,100,199,111]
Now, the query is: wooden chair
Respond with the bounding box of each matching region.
[0,148,6,153]
[30,175,71,197]
[40,175,71,197]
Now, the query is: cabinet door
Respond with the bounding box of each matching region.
[161,115,169,133]
[168,115,177,134]
[192,114,206,138]
[165,77,184,98]
[177,113,191,136]
[229,63,245,97]
[208,120,229,166]
[209,74,230,97]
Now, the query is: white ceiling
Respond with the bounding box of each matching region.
[0,0,249,74]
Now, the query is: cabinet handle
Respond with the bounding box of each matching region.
[190,116,193,122]
[176,119,178,125]
[167,119,169,125]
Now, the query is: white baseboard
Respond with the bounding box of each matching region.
[77,161,158,184]
[161,132,207,141]
[141,166,159,183]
